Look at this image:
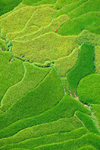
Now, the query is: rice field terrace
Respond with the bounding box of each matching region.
[0,0,100,149]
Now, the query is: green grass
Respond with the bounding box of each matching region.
[0,0,22,16]
[53,0,87,18]
[77,74,100,105]
[54,48,79,76]
[68,0,100,19]
[95,46,100,74]
[0,127,88,150]
[92,104,100,127]
[33,133,100,150]
[26,7,56,28]
[14,14,69,41]
[0,68,64,129]
[0,50,24,103]
[0,94,90,139]
[77,30,100,46]
[76,111,99,134]
[66,43,95,95]
[0,62,50,112]
[58,12,100,36]
[12,32,78,64]
[7,26,39,41]
[0,117,83,147]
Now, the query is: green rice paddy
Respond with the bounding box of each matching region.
[0,0,100,149]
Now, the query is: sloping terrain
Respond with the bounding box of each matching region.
[0,0,100,149]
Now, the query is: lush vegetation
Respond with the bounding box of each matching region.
[0,0,100,149]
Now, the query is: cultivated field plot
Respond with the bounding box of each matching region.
[0,0,100,149]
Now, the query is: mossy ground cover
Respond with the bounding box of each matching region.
[0,0,100,149]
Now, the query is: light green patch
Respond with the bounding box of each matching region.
[54,48,79,76]
[26,7,57,28]
[15,14,69,41]
[0,6,37,38]
[77,30,100,46]
[0,38,8,51]
[61,77,70,94]
[12,32,78,64]
[7,26,39,41]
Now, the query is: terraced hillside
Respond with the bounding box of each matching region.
[0,0,100,149]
